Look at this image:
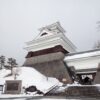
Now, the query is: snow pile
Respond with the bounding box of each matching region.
[0,69,11,85]
[17,67,61,93]
[67,81,81,87]
[56,81,81,91]
[0,66,62,93]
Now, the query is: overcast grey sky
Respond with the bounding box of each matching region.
[0,0,100,65]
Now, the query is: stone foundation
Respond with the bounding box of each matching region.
[23,51,73,84]
[45,85,100,97]
[24,60,72,83]
[93,64,100,84]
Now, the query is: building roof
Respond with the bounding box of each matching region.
[66,48,100,56]
[65,48,100,61]
[24,22,76,53]
[38,22,66,33]
[25,45,68,58]
[76,68,97,74]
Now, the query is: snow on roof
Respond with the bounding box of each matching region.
[65,49,100,61]
[0,67,61,93]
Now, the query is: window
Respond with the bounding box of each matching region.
[41,32,48,36]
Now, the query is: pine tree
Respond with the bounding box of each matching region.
[7,58,17,74]
[0,55,5,69]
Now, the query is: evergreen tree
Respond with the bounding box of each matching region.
[7,58,17,74]
[0,55,5,69]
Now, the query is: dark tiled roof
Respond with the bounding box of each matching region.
[26,45,68,58]
[76,68,97,74]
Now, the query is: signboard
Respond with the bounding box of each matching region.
[0,85,3,94]
[0,85,3,91]
[5,80,22,94]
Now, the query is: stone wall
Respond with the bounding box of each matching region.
[23,52,72,83]
[93,63,100,84]
[24,52,65,65]
[36,60,72,83]
[45,86,100,97]
[66,86,100,97]
[24,60,72,84]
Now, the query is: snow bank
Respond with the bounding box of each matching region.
[17,67,61,93]
[0,69,11,85]
[0,66,61,93]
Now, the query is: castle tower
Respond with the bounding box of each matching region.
[23,22,76,83]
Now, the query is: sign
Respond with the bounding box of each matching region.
[5,80,22,94]
[0,85,3,94]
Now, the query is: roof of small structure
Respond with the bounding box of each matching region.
[67,48,100,56]
[76,68,97,74]
[65,48,100,61]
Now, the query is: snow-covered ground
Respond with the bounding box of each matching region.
[0,66,100,99]
[0,66,62,94]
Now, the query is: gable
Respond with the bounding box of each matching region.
[36,22,65,39]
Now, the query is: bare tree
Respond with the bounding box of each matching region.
[0,55,5,69]
[7,58,17,74]
[93,40,100,49]
[96,21,100,32]
[93,21,100,49]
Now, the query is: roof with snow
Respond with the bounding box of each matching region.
[67,48,100,56]
[65,48,100,60]
[64,49,100,71]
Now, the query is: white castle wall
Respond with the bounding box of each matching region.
[65,54,100,70]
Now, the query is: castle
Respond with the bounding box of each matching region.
[23,22,100,84]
